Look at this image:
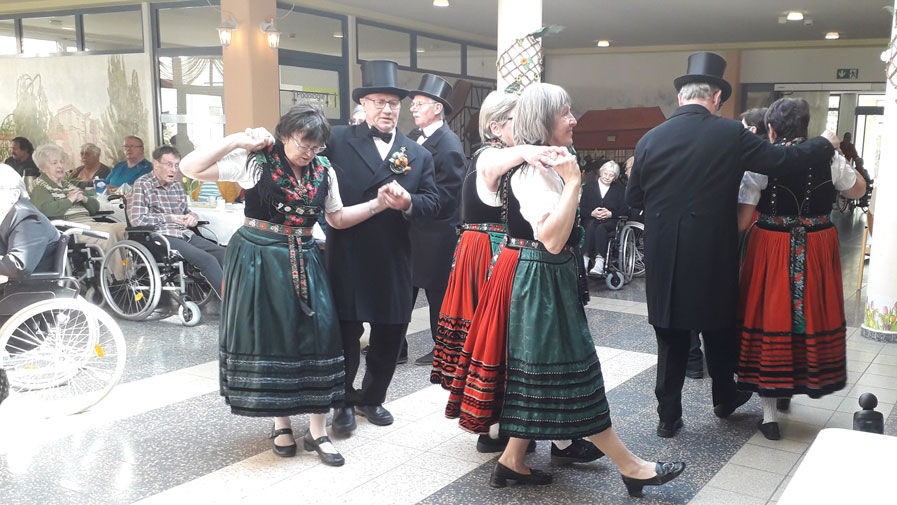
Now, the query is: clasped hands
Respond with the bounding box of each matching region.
[172,212,200,228]
[67,188,88,204]
[591,207,612,220]
[524,146,580,184]
[377,181,411,211]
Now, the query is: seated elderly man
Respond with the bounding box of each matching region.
[29,144,127,277]
[72,143,112,190]
[108,136,152,189]
[128,145,225,299]
[0,164,61,281]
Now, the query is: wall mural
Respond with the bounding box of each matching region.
[0,53,153,168]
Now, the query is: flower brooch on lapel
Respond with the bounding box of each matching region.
[389,147,411,175]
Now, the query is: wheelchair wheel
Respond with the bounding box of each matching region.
[0,298,126,417]
[624,221,646,278]
[179,301,202,327]
[619,226,637,283]
[605,271,625,290]
[100,241,162,320]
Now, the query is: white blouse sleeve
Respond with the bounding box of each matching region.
[510,167,565,241]
[830,153,858,192]
[738,171,768,205]
[475,170,502,208]
[324,166,344,214]
[216,148,259,189]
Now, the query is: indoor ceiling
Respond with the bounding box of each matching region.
[1,0,892,50]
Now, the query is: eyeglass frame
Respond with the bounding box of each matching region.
[157,161,180,170]
[409,100,439,110]
[362,97,401,110]
[290,137,327,154]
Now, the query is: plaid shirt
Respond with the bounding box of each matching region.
[128,173,194,239]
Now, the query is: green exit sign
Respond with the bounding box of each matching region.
[837,68,859,80]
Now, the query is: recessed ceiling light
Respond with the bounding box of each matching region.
[332,31,343,38]
[825,32,840,40]
[433,0,449,6]
[786,11,804,21]
[416,47,426,53]
[596,40,610,47]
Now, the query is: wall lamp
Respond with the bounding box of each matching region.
[259,19,280,50]
[217,17,237,48]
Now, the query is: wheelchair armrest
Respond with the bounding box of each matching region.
[51,219,91,231]
[126,225,156,232]
[197,220,210,226]
[93,210,115,216]
[107,194,124,203]
[80,229,110,240]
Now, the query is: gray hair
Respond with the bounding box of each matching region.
[124,135,144,147]
[624,156,634,168]
[512,83,571,146]
[599,160,620,178]
[0,164,29,200]
[80,143,101,157]
[478,90,518,141]
[678,82,720,101]
[33,144,66,171]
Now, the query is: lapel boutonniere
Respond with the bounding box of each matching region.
[389,147,411,175]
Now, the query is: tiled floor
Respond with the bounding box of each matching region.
[1,209,895,504]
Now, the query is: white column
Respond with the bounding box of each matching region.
[496,0,542,90]
[862,1,897,342]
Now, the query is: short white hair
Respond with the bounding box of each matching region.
[0,164,29,200]
[33,144,66,171]
[478,90,518,141]
[678,82,720,101]
[598,160,620,178]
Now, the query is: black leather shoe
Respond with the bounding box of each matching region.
[303,430,345,466]
[476,435,536,453]
[489,462,553,488]
[685,368,703,379]
[714,391,752,418]
[332,407,356,434]
[356,404,394,426]
[550,438,604,464]
[621,462,686,497]
[656,418,683,438]
[776,398,791,411]
[758,421,781,440]
[414,350,435,366]
[269,426,297,458]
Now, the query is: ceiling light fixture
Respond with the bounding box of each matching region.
[217,17,237,48]
[332,30,344,38]
[786,11,804,21]
[433,0,449,6]
[825,32,840,40]
[596,40,610,47]
[416,47,426,53]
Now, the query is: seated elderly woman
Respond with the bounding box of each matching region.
[72,143,112,190]
[28,144,126,277]
[0,164,62,282]
[580,160,627,276]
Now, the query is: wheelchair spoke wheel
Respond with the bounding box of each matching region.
[100,241,162,321]
[619,226,637,283]
[0,299,126,417]
[184,267,216,308]
[625,221,646,278]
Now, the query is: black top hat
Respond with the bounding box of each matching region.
[352,60,408,104]
[673,52,732,103]
[408,74,453,116]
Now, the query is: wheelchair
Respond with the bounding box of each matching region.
[98,195,217,327]
[0,223,126,417]
[589,216,645,290]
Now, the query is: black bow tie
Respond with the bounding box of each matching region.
[369,128,393,144]
[408,128,427,141]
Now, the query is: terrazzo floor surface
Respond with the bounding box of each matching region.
[1,210,895,505]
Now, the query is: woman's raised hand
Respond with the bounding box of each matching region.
[235,127,275,151]
[545,150,581,184]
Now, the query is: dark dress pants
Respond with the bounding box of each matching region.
[585,219,616,258]
[654,326,738,422]
[688,331,704,373]
[341,320,407,406]
[166,235,226,298]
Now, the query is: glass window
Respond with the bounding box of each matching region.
[416,36,460,74]
[828,94,841,109]
[466,46,496,80]
[159,56,225,151]
[158,6,220,48]
[0,19,16,55]
[278,10,343,56]
[858,94,886,107]
[279,65,341,120]
[357,23,409,66]
[22,15,77,54]
[83,10,143,51]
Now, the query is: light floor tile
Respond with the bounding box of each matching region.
[771,475,792,501]
[872,353,897,366]
[705,463,784,500]
[846,359,871,373]
[778,403,834,427]
[688,486,767,505]
[846,384,897,404]
[865,363,897,377]
[855,372,897,390]
[845,350,877,363]
[789,394,843,411]
[728,444,801,475]
[747,432,809,454]
[877,343,897,356]
[823,411,854,429]
[776,421,823,445]
[336,464,457,505]
[836,396,893,418]
[406,451,480,477]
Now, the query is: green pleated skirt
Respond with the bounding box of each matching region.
[500,246,611,439]
[219,226,345,417]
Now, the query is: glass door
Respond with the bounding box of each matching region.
[854,96,885,179]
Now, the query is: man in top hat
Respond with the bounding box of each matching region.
[626,51,839,438]
[325,60,439,433]
[400,74,467,365]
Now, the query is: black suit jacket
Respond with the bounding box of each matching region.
[0,200,61,278]
[626,104,834,330]
[580,180,627,228]
[410,123,467,290]
[325,124,439,324]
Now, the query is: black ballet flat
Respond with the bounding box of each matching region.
[489,462,553,488]
[303,430,345,467]
[621,462,686,497]
[269,426,297,458]
[759,421,781,440]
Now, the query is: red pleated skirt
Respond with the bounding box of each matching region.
[431,230,494,389]
[445,246,519,434]
[737,225,847,397]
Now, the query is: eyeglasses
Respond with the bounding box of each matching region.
[409,101,437,110]
[364,98,401,110]
[123,144,143,149]
[291,138,327,154]
[159,162,179,170]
